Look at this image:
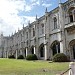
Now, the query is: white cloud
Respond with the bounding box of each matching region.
[25,5,32,12]
[36,1,40,5]
[42,3,52,7]
[0,0,35,36]
[22,16,36,24]
[30,0,40,6]
[0,0,52,36]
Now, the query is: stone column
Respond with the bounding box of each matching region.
[20,50,23,55]
[7,51,8,58]
[60,41,64,53]
[16,50,18,59]
[73,12,75,21]
[34,46,36,54]
[26,48,28,56]
[44,44,47,60]
[5,51,6,58]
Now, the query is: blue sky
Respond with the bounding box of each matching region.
[0,0,67,36]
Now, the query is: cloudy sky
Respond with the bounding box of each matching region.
[0,0,67,36]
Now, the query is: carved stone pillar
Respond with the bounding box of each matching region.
[34,46,36,54]
[26,48,28,56]
[16,50,18,59]
[44,44,47,60]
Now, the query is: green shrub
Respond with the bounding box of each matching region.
[26,54,38,60]
[8,55,15,59]
[17,55,24,59]
[52,53,70,62]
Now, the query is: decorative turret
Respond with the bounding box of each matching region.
[23,24,24,29]
[15,30,16,34]
[59,0,61,4]
[12,33,13,36]
[28,20,31,27]
[58,0,62,7]
[18,27,19,31]
[45,7,49,22]
[45,7,48,13]
[9,35,10,37]
[28,20,30,25]
[0,32,3,36]
[36,14,38,20]
[35,14,39,25]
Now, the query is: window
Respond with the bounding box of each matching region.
[33,28,35,37]
[31,47,34,54]
[21,34,22,41]
[40,44,44,57]
[26,32,28,39]
[23,31,24,35]
[27,40,28,45]
[69,15,73,22]
[54,17,57,29]
[41,24,44,34]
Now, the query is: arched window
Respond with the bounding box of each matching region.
[41,24,44,34]
[68,7,75,23]
[26,32,28,39]
[33,28,35,37]
[39,44,44,57]
[31,46,34,54]
[69,15,73,22]
[73,45,75,59]
[54,17,57,29]
[51,41,60,55]
[31,47,34,54]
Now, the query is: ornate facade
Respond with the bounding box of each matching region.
[0,0,75,60]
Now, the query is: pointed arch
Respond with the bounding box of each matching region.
[54,17,57,29]
[30,45,34,54]
[39,43,44,57]
[67,6,75,22]
[69,39,75,59]
[50,40,60,55]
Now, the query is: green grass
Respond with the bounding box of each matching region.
[0,58,69,75]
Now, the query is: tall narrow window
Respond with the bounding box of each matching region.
[21,34,22,41]
[26,32,28,39]
[41,24,44,34]
[69,15,73,22]
[74,10,75,21]
[54,17,57,29]
[33,28,35,37]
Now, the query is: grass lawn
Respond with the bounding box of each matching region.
[0,58,69,75]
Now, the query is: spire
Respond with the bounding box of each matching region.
[58,0,62,8]
[15,30,16,33]
[59,0,61,4]
[36,14,38,20]
[23,24,24,29]
[12,33,13,36]
[1,32,3,36]
[18,27,19,31]
[28,20,31,27]
[28,20,30,25]
[9,35,10,37]
[45,7,47,13]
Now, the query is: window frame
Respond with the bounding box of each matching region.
[54,17,57,29]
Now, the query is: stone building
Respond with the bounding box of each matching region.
[1,0,75,60]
